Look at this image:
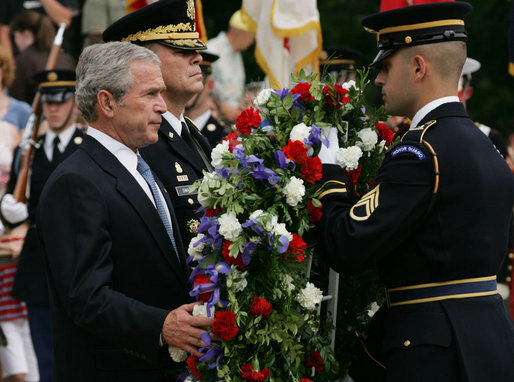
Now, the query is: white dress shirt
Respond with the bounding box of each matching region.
[410,96,460,129]
[162,111,187,136]
[44,124,77,161]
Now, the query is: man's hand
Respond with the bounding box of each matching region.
[1,194,29,224]
[318,127,340,164]
[162,302,214,358]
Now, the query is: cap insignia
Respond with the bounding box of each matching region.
[187,0,195,21]
[47,72,58,82]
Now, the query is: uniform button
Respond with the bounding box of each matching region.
[506,277,512,283]
[403,340,411,347]
[508,265,513,271]
[188,198,194,205]
[509,253,514,259]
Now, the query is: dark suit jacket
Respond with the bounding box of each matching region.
[317,102,514,381]
[140,117,212,247]
[37,135,192,382]
[6,127,83,305]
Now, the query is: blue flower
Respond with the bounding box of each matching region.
[242,241,259,265]
[242,219,264,236]
[252,164,280,186]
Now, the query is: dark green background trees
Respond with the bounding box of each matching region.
[202,0,514,134]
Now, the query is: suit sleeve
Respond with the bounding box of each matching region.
[36,171,168,359]
[316,142,435,273]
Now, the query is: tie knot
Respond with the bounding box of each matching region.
[53,136,60,147]
[136,155,151,175]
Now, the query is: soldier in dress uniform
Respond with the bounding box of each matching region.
[319,46,362,83]
[185,50,231,148]
[103,0,212,248]
[316,2,514,381]
[0,68,84,382]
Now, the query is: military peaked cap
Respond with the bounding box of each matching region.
[33,69,76,103]
[199,51,219,76]
[103,0,206,50]
[362,1,472,66]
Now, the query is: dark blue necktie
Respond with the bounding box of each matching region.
[136,155,179,260]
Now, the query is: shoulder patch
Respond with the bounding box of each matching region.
[390,145,426,160]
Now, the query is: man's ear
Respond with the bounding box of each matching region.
[462,85,474,102]
[97,90,115,118]
[412,54,427,81]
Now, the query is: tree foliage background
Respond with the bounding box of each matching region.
[203,0,514,135]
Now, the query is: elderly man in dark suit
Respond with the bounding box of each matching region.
[37,41,212,382]
[316,2,514,381]
[103,0,214,249]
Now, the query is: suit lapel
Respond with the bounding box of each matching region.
[159,119,206,173]
[80,136,188,283]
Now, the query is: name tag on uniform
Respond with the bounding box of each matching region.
[177,175,189,182]
[175,185,198,197]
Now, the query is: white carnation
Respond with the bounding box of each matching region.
[227,268,248,292]
[297,282,323,310]
[342,80,358,91]
[188,234,205,261]
[282,176,305,207]
[290,123,311,144]
[272,222,293,241]
[253,88,272,115]
[168,346,187,362]
[193,303,215,318]
[211,140,230,169]
[218,212,242,240]
[336,145,363,171]
[281,273,295,293]
[356,128,378,151]
[249,210,264,220]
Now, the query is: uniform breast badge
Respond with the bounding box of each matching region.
[175,162,183,173]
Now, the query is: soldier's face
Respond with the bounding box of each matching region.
[153,45,204,104]
[111,61,167,151]
[42,98,75,133]
[374,51,412,117]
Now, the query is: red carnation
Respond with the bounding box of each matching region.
[322,84,350,108]
[222,241,246,269]
[236,107,261,135]
[241,363,271,381]
[303,350,324,373]
[291,82,314,102]
[300,155,322,184]
[187,355,201,379]
[193,274,212,303]
[213,309,239,341]
[250,296,273,318]
[205,206,223,217]
[307,200,322,224]
[300,379,313,382]
[284,233,307,263]
[283,139,308,163]
[344,166,362,189]
[375,122,394,146]
[224,130,241,151]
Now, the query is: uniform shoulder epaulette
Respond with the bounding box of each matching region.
[184,116,201,131]
[400,120,437,143]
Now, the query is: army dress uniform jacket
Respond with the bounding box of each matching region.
[316,102,514,381]
[5,127,84,306]
[200,114,230,149]
[140,117,211,248]
[36,136,192,381]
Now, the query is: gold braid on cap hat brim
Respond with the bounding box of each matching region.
[121,23,201,43]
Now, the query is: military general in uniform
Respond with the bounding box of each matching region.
[316,2,514,381]
[103,0,212,248]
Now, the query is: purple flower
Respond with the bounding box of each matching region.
[242,219,264,236]
[273,88,290,100]
[242,241,259,265]
[252,164,280,186]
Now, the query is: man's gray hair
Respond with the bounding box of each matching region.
[75,41,161,122]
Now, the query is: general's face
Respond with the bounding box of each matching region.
[374,51,411,117]
[42,97,75,133]
[112,60,167,151]
[153,45,204,102]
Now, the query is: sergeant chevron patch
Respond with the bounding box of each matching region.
[350,185,380,221]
